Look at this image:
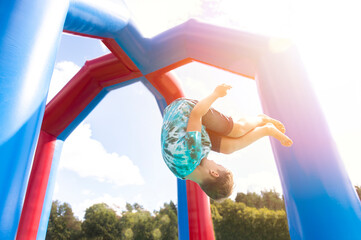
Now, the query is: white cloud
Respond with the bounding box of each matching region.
[74,194,127,219]
[47,61,80,103]
[73,193,151,219]
[60,123,144,186]
[81,189,93,196]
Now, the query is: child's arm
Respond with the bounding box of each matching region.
[187,84,231,132]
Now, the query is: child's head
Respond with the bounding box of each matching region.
[199,167,234,201]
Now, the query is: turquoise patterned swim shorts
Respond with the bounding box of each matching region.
[161,98,212,179]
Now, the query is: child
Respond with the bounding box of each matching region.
[161,84,293,200]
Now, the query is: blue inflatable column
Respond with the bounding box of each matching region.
[0,0,69,238]
[177,179,190,240]
[256,44,361,239]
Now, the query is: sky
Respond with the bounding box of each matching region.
[49,0,361,219]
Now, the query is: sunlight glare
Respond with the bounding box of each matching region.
[124,0,203,37]
[217,0,292,37]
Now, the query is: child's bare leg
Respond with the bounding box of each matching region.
[227,116,263,138]
[227,114,286,138]
[220,123,292,154]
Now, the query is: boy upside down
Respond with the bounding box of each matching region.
[161,84,293,200]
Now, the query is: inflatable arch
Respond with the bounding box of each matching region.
[1,0,361,239]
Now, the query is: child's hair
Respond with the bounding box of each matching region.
[199,169,234,201]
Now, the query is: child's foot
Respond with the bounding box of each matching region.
[259,114,286,133]
[266,123,293,147]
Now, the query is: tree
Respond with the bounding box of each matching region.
[154,201,178,240]
[125,203,133,212]
[211,199,290,240]
[46,201,82,240]
[235,189,285,210]
[235,192,263,208]
[261,189,285,210]
[132,203,144,212]
[119,203,154,240]
[82,203,120,240]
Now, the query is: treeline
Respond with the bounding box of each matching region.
[46,201,177,240]
[47,187,361,240]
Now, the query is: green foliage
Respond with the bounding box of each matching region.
[119,203,154,240]
[211,199,290,240]
[46,200,82,240]
[125,203,133,212]
[82,203,120,240]
[235,189,285,210]
[153,201,178,240]
[46,186,361,240]
[235,192,263,208]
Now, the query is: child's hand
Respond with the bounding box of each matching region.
[214,84,232,97]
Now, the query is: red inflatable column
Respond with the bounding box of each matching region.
[186,181,215,240]
[17,131,57,239]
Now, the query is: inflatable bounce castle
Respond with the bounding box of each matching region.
[1,0,361,239]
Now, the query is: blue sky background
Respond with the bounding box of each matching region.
[48,0,361,218]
